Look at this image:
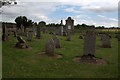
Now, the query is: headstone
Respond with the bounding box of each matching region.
[36,25,42,39]
[65,17,74,34]
[52,35,61,48]
[101,34,111,48]
[66,29,71,41]
[79,35,83,39]
[8,31,10,36]
[49,32,54,35]
[2,25,8,41]
[63,31,67,36]
[83,31,96,57]
[13,31,17,37]
[21,24,24,35]
[45,38,55,56]
[15,36,28,49]
[118,35,120,41]
[27,31,33,41]
[59,20,63,36]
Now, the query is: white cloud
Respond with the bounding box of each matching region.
[98,15,105,18]
[1,2,59,23]
[1,0,119,27]
[64,7,82,13]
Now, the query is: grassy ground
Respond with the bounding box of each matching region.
[2,32,118,78]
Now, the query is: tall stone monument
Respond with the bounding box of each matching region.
[59,20,63,36]
[65,17,74,34]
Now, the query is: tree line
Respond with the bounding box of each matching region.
[2,16,120,29]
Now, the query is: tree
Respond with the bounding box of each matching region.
[0,0,17,8]
[15,16,33,29]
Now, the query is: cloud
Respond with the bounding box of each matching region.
[64,7,82,13]
[1,2,59,23]
[81,5,117,13]
[98,15,105,17]
[1,0,119,27]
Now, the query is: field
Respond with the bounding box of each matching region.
[2,31,118,78]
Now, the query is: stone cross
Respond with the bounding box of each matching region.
[83,31,96,56]
[45,38,55,56]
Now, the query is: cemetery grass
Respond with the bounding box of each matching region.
[2,32,118,78]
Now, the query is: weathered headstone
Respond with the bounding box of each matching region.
[101,34,111,48]
[49,32,54,35]
[52,35,61,48]
[45,38,55,56]
[27,31,33,41]
[83,31,96,58]
[79,35,83,39]
[59,20,63,36]
[63,31,67,36]
[15,36,28,49]
[13,31,17,37]
[36,25,42,39]
[118,35,120,41]
[2,25,8,41]
[21,24,25,35]
[66,30,71,41]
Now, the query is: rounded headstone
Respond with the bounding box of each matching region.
[45,38,55,56]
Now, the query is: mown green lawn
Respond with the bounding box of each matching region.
[2,32,118,78]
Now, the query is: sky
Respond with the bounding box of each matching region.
[0,0,119,27]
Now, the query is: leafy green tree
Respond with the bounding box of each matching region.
[15,16,33,29]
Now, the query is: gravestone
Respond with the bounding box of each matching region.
[27,31,33,41]
[17,28,22,35]
[83,31,96,58]
[101,34,111,48]
[63,31,67,36]
[2,25,8,41]
[65,17,74,34]
[79,35,83,39]
[52,35,61,48]
[59,20,63,36]
[8,31,10,36]
[15,36,28,49]
[49,32,54,35]
[118,35,120,41]
[45,38,55,56]
[13,31,17,37]
[66,29,71,41]
[36,25,42,39]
